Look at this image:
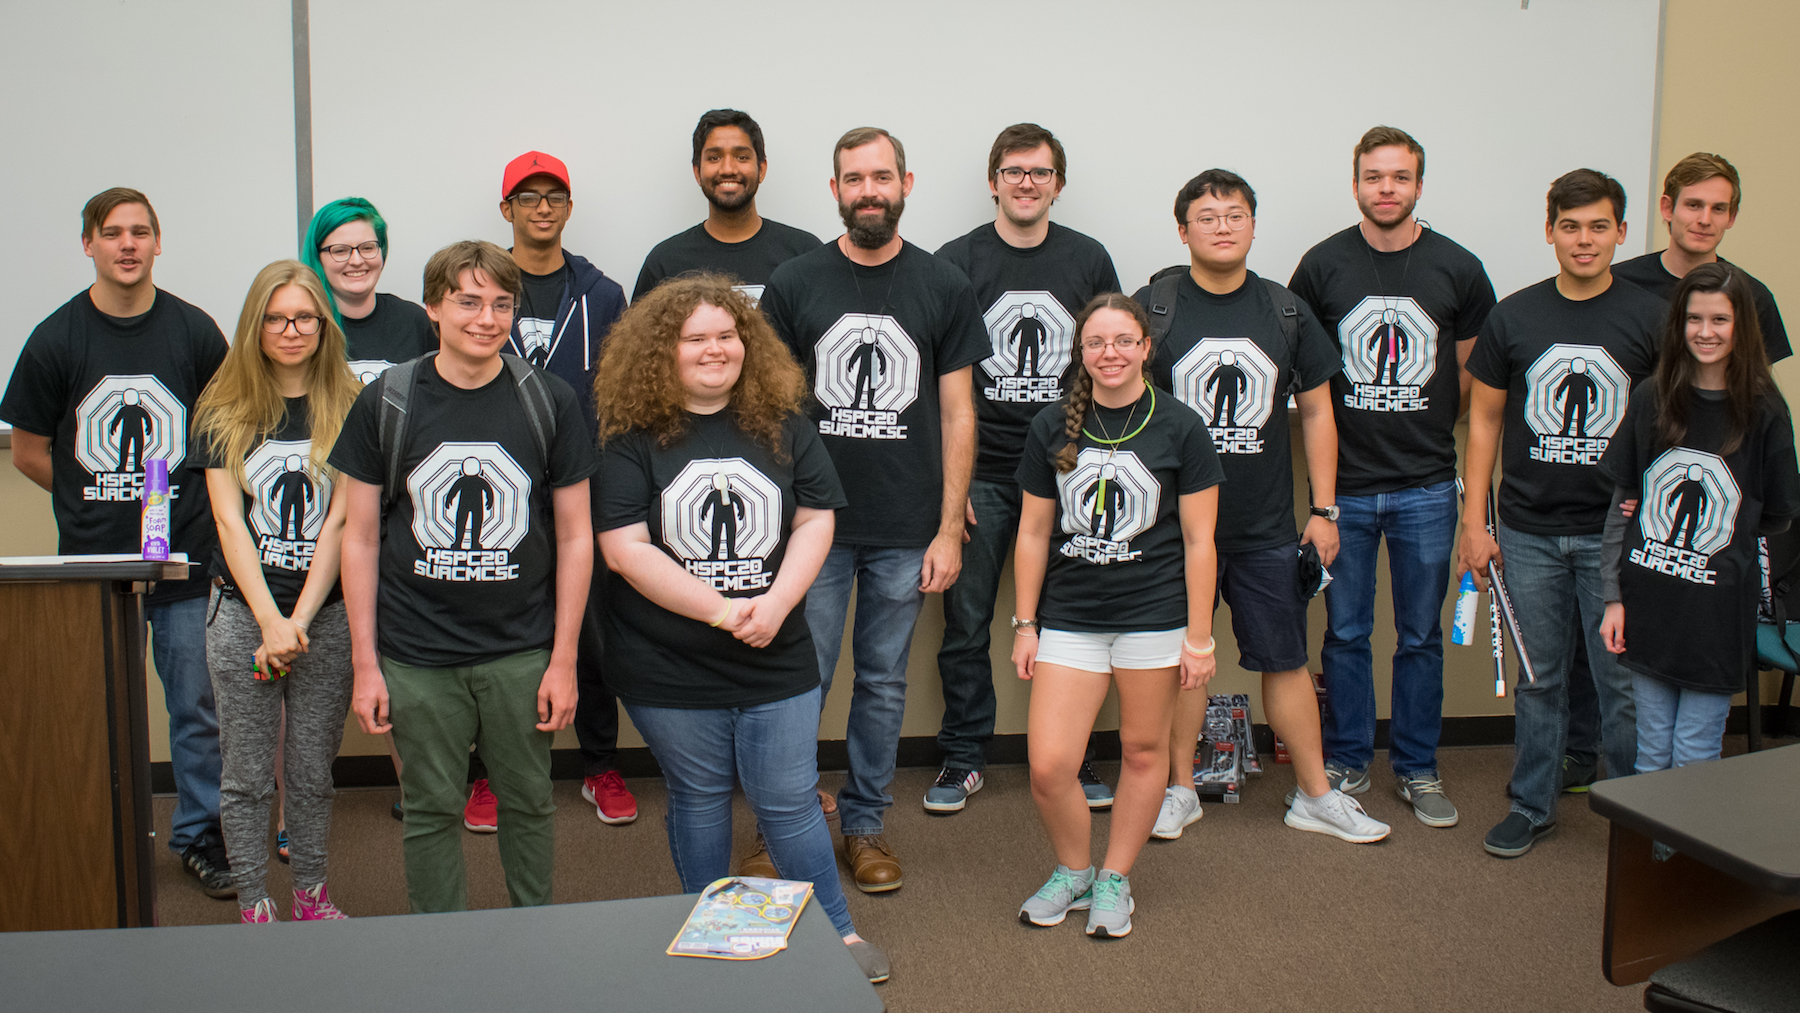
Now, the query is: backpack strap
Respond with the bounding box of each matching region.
[1259,277,1304,397]
[376,354,427,513]
[500,353,557,468]
[1143,265,1186,341]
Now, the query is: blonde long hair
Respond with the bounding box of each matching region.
[193,261,360,489]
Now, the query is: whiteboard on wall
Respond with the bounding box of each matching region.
[2,0,1662,408]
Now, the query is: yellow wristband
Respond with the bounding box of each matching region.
[1182,636,1216,658]
[709,600,735,628]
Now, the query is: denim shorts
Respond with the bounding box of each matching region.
[1218,540,1309,672]
[1036,627,1186,674]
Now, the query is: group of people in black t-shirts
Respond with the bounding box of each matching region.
[6,111,1795,975]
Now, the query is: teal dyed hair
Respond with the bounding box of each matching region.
[301,197,389,326]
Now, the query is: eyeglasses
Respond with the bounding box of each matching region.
[263,314,322,335]
[509,191,570,209]
[1081,335,1144,353]
[447,296,516,317]
[996,167,1057,185]
[320,241,382,263]
[1186,212,1251,233]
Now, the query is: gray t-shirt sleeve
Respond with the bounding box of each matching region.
[1600,486,1631,602]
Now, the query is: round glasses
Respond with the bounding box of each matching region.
[321,241,382,263]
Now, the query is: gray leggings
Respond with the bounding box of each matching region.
[205,590,352,906]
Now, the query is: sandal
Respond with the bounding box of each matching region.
[276,828,290,865]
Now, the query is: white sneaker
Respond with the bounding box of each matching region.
[1283,787,1390,843]
[1151,785,1202,840]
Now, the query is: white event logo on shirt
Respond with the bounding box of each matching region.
[1171,338,1277,454]
[660,458,783,592]
[406,442,532,581]
[813,313,920,440]
[245,439,329,571]
[979,291,1074,405]
[1523,344,1630,465]
[73,374,187,501]
[1056,448,1159,564]
[1337,295,1437,413]
[1630,448,1740,585]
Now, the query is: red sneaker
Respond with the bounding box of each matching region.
[582,771,639,825]
[463,778,498,833]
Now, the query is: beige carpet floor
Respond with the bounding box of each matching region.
[152,744,1698,1012]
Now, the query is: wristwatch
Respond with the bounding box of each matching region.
[1310,504,1340,522]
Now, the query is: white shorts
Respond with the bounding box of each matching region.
[1035,627,1186,674]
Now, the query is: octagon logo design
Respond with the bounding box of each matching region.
[813,313,921,415]
[406,442,532,553]
[1338,295,1438,387]
[73,374,186,475]
[979,291,1074,405]
[245,439,330,548]
[1171,338,1279,431]
[1639,448,1739,557]
[1057,448,1160,548]
[1523,344,1630,441]
[660,458,783,564]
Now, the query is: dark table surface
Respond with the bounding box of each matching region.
[0,893,884,1013]
[0,555,190,583]
[1588,742,1800,894]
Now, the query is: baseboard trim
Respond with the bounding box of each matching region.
[145,708,1791,794]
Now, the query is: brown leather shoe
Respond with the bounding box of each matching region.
[737,833,777,878]
[818,788,839,822]
[844,834,903,893]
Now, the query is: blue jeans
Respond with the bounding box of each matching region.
[1495,524,1638,826]
[934,478,1019,771]
[1320,479,1458,776]
[1632,673,1730,773]
[1565,632,1603,768]
[151,594,222,852]
[624,688,854,937]
[806,543,928,836]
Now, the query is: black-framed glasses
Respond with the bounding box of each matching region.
[996,167,1056,185]
[510,191,570,209]
[1081,335,1144,353]
[262,314,322,335]
[1187,212,1251,233]
[321,241,382,262]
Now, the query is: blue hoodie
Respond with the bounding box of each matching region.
[506,250,625,435]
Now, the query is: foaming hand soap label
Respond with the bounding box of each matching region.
[140,459,170,560]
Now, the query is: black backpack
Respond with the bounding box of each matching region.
[1142,266,1305,398]
[373,352,557,513]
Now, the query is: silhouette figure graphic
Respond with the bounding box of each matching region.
[1554,358,1601,436]
[1367,308,1410,385]
[1010,303,1049,377]
[519,319,554,369]
[1206,350,1248,427]
[847,327,889,409]
[272,454,315,540]
[447,458,496,550]
[1665,463,1711,550]
[108,388,154,472]
[1080,463,1129,540]
[699,473,747,560]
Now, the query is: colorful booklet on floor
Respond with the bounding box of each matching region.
[667,876,814,960]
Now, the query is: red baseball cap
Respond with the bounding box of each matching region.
[502,151,571,198]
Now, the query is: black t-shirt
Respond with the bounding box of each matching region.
[594,411,846,708]
[516,264,571,370]
[1288,226,1497,495]
[195,396,342,615]
[327,360,598,666]
[631,219,823,303]
[1141,272,1341,553]
[935,222,1122,485]
[1600,383,1800,693]
[342,293,436,382]
[0,289,226,604]
[1467,277,1665,535]
[1613,252,1792,364]
[760,240,989,547]
[1017,388,1222,633]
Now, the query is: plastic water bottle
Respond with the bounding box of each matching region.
[141,459,170,560]
[1450,571,1479,646]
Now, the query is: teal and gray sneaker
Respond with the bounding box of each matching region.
[1085,870,1135,938]
[1019,865,1094,927]
[923,767,983,813]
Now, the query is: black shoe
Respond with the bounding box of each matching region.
[1078,760,1114,809]
[391,799,405,822]
[181,833,237,899]
[1484,812,1554,858]
[1560,755,1599,794]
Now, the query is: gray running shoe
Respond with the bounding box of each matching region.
[1285,761,1370,806]
[1085,870,1134,938]
[1283,787,1391,843]
[1018,865,1094,927]
[923,767,983,813]
[1151,785,1202,840]
[846,939,890,984]
[1396,771,1459,827]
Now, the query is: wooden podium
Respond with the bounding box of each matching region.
[0,555,190,931]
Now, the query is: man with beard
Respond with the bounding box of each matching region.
[1288,126,1496,831]
[633,109,822,303]
[760,127,987,893]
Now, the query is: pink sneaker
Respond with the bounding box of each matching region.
[241,898,279,923]
[292,882,348,920]
[582,771,639,825]
[464,778,499,833]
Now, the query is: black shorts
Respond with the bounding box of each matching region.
[1216,540,1309,673]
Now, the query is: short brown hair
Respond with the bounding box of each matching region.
[421,240,521,306]
[1546,168,1626,228]
[1353,125,1424,181]
[833,127,905,179]
[83,187,160,239]
[987,123,1066,183]
[1662,152,1741,216]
